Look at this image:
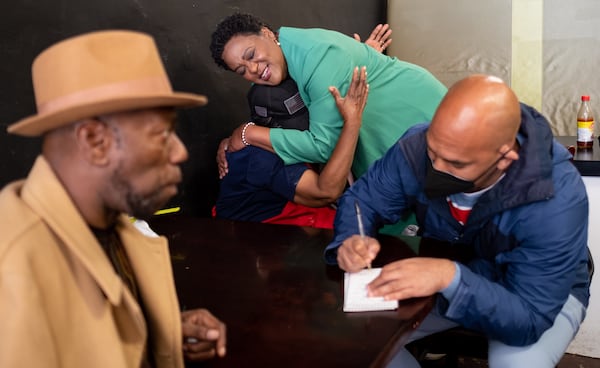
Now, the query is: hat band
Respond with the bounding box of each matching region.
[37,76,173,114]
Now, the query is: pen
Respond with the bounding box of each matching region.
[354,200,371,269]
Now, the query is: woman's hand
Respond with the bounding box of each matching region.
[354,23,392,53]
[216,137,230,179]
[216,123,251,179]
[328,66,369,127]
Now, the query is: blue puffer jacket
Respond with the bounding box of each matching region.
[325,104,591,346]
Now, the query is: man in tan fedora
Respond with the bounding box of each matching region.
[0,30,226,367]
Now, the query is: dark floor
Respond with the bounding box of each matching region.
[408,327,600,367]
[420,353,600,367]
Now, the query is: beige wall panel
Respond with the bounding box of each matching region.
[511,0,543,111]
[543,0,600,135]
[387,0,511,89]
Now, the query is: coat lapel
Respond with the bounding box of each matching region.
[119,218,183,366]
[21,156,147,341]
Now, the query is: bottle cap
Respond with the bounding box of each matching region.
[582,95,590,101]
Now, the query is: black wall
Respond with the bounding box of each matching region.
[0,0,385,217]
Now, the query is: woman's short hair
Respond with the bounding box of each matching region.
[209,13,272,70]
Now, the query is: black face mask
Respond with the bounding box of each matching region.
[424,150,511,198]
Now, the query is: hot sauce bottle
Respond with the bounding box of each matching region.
[577,95,594,150]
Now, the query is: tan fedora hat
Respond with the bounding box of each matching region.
[8,30,207,136]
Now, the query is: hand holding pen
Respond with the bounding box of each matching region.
[354,201,371,269]
[336,201,381,272]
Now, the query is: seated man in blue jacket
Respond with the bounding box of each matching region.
[325,74,591,367]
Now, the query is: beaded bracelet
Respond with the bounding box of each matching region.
[241,122,255,146]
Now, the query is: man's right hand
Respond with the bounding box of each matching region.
[181,308,227,361]
[337,235,381,272]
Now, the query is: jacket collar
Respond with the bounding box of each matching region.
[400,103,564,224]
[20,156,182,363]
[20,156,170,310]
[21,156,130,305]
[468,103,558,221]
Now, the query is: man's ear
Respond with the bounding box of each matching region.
[498,144,520,171]
[74,118,112,166]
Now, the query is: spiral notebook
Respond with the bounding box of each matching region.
[343,268,398,312]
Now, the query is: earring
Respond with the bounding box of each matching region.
[276,40,280,46]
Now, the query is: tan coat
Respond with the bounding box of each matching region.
[0,156,184,368]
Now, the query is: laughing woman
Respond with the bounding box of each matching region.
[210,12,447,181]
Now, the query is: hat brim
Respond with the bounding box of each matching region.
[8,92,207,137]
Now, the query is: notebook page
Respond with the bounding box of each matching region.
[343,268,398,312]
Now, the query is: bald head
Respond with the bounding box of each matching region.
[425,75,522,192]
[430,74,521,152]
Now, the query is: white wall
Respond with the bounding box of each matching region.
[568,177,600,357]
[387,0,600,137]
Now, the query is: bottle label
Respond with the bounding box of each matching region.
[577,119,594,142]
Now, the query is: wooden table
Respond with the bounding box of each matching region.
[149,215,444,368]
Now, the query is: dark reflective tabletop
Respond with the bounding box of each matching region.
[555,136,600,176]
[150,215,436,368]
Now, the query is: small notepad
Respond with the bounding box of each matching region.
[343,268,398,312]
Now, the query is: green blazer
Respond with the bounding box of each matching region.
[271,26,447,178]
